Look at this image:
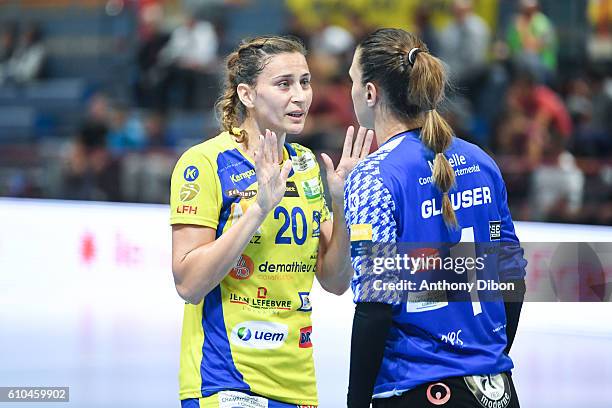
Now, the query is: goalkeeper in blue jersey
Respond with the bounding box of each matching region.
[344,28,527,408]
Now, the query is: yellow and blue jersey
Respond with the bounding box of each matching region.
[170,131,329,407]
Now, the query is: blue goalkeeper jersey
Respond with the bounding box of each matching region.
[343,129,527,398]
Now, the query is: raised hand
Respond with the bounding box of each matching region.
[320,126,374,203]
[253,129,292,213]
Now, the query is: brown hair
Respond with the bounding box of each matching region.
[215,36,307,145]
[358,28,457,228]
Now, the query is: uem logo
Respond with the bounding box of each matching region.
[230,321,288,349]
[237,327,251,341]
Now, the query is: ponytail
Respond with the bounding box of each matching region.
[357,28,458,228]
[425,111,457,228]
[215,52,248,144]
[410,53,457,228]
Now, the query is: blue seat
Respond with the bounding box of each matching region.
[0,106,36,142]
[24,78,86,106]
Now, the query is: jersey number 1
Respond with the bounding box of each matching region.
[450,226,482,316]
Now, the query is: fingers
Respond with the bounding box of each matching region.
[352,126,367,159]
[254,134,264,168]
[279,159,292,182]
[270,130,279,163]
[263,129,272,164]
[320,152,334,174]
[360,129,375,159]
[341,125,355,159]
[260,129,281,165]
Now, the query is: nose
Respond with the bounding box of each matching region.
[291,83,306,104]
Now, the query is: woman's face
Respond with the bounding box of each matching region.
[349,49,375,129]
[250,52,312,135]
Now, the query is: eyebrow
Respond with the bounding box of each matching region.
[272,73,310,79]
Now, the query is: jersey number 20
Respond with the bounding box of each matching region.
[274,206,307,245]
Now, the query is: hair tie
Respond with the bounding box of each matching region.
[408,47,424,66]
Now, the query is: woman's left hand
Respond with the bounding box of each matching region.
[321,126,374,204]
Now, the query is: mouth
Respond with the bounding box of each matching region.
[286,111,305,119]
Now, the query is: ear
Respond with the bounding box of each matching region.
[365,82,377,108]
[237,83,256,109]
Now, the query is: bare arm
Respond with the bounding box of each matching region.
[172,203,267,304]
[171,130,292,304]
[316,126,374,295]
[315,205,352,295]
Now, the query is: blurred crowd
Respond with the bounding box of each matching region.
[288,0,612,225]
[0,0,611,225]
[0,21,46,86]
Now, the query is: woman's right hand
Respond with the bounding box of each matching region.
[253,129,292,214]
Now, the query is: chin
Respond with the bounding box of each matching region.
[285,123,305,135]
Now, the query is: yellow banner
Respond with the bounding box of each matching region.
[286,0,498,33]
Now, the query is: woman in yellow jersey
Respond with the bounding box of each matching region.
[170,36,372,408]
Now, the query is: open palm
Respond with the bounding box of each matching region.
[254,129,292,213]
[321,126,374,203]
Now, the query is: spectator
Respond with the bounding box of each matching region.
[72,92,112,145]
[6,22,46,84]
[134,2,171,108]
[60,92,122,201]
[301,64,354,151]
[345,9,373,44]
[507,0,557,83]
[474,39,514,146]
[413,4,439,55]
[143,110,176,149]
[529,132,585,221]
[299,37,355,153]
[498,71,572,167]
[310,24,355,58]
[588,69,612,135]
[300,22,356,153]
[439,0,490,103]
[566,73,612,157]
[156,13,219,110]
[587,0,612,63]
[285,10,313,51]
[107,101,146,155]
[62,121,122,202]
[120,110,176,203]
[0,21,18,84]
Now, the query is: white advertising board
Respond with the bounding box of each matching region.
[0,198,611,407]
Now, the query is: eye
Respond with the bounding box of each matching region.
[277,80,289,89]
[301,77,311,87]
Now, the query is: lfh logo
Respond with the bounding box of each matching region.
[177,205,197,214]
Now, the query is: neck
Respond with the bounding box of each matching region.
[374,112,423,146]
[239,117,286,163]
